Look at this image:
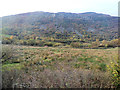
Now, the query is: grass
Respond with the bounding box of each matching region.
[2,45,117,71]
[2,63,24,71]
[2,45,118,88]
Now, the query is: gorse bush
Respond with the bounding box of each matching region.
[107,56,120,88]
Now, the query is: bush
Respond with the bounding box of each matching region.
[107,56,120,88]
[2,69,22,88]
[53,43,63,47]
[1,46,15,64]
[35,40,45,46]
[27,39,36,46]
[2,38,12,44]
[70,42,82,48]
[6,68,112,88]
[44,42,54,47]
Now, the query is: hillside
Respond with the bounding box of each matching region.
[1,11,118,41]
[1,12,120,88]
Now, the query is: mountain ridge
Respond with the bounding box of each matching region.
[1,11,117,17]
[1,11,118,41]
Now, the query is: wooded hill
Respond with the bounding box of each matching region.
[1,11,119,48]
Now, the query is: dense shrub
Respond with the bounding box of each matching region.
[27,39,36,46]
[35,40,45,46]
[3,68,112,88]
[44,42,54,46]
[2,38,12,44]
[107,56,120,88]
[70,42,83,48]
[1,46,14,64]
[53,43,63,47]
[2,69,22,88]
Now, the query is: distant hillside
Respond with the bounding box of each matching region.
[1,11,118,41]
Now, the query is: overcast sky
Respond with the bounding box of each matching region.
[0,0,119,17]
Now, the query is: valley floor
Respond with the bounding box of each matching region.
[2,44,119,88]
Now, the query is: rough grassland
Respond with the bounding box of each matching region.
[2,45,118,88]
